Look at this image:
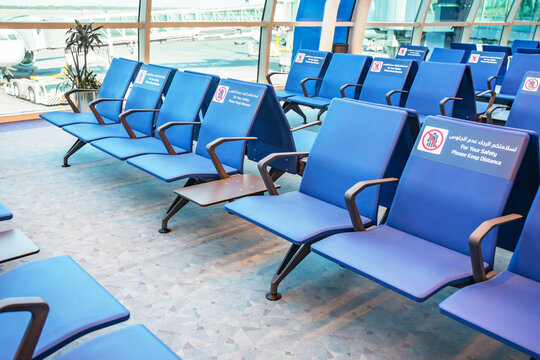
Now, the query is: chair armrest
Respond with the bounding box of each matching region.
[290,121,322,132]
[469,214,522,283]
[439,97,463,116]
[90,98,126,125]
[300,77,323,97]
[0,297,49,360]
[385,90,408,106]
[257,152,309,195]
[345,178,399,231]
[156,121,199,155]
[340,84,363,98]
[64,88,99,113]
[476,90,497,114]
[487,76,502,91]
[119,109,160,139]
[485,105,510,124]
[266,72,287,86]
[206,137,258,179]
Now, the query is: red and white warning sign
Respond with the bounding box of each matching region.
[417,126,449,155]
[398,47,407,56]
[522,77,540,92]
[468,54,480,64]
[295,52,305,63]
[371,61,383,72]
[135,69,147,84]
[213,85,229,103]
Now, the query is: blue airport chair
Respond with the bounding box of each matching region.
[60,64,173,166]
[225,99,413,300]
[481,45,510,86]
[428,48,466,63]
[517,48,540,55]
[466,51,507,114]
[450,42,477,62]
[185,70,220,121]
[511,39,539,55]
[395,45,429,62]
[266,49,331,122]
[439,187,540,360]
[480,53,540,106]
[0,202,13,221]
[311,116,529,302]
[91,71,213,160]
[126,79,268,233]
[0,255,130,360]
[387,62,477,122]
[40,58,142,127]
[283,53,371,121]
[56,325,181,360]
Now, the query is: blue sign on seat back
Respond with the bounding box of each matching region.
[123,65,172,136]
[94,58,142,121]
[429,48,466,63]
[195,79,267,172]
[500,54,540,97]
[387,116,529,265]
[247,84,297,173]
[318,53,372,99]
[511,39,539,55]
[299,99,409,222]
[509,188,540,282]
[395,45,429,62]
[360,58,418,107]
[467,51,507,92]
[153,71,212,151]
[405,62,476,121]
[450,42,477,62]
[284,49,332,96]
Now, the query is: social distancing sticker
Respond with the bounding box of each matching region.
[295,53,305,63]
[523,77,540,92]
[398,47,407,56]
[213,85,229,103]
[135,70,147,84]
[417,126,448,155]
[468,54,480,63]
[371,61,383,72]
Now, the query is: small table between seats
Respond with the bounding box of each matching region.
[0,229,39,263]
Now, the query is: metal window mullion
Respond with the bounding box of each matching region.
[412,0,433,45]
[461,0,482,43]
[535,25,540,41]
[500,0,525,46]
[138,0,152,63]
[349,0,372,54]
[257,0,277,83]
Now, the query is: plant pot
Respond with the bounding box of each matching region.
[76,91,98,113]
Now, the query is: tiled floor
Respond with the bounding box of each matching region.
[0,118,526,359]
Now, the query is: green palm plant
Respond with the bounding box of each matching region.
[64,20,103,90]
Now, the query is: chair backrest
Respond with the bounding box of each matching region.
[318,53,372,99]
[395,45,429,62]
[450,42,477,62]
[195,79,267,172]
[299,99,409,222]
[506,71,540,131]
[123,64,173,136]
[387,116,529,265]
[467,51,507,92]
[482,45,512,57]
[247,84,298,174]
[429,48,466,63]
[359,58,418,107]
[509,187,540,282]
[516,48,540,55]
[511,39,539,55]
[95,58,142,121]
[184,70,220,118]
[284,49,332,96]
[153,71,212,151]
[405,62,476,121]
[500,53,540,97]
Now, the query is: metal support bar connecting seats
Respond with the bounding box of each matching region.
[395,45,429,63]
[225,99,415,300]
[91,71,214,160]
[40,58,142,127]
[428,48,466,63]
[284,54,372,121]
[311,116,529,302]
[439,186,540,360]
[59,65,174,166]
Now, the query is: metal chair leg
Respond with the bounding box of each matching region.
[269,168,285,182]
[266,243,311,301]
[317,108,326,121]
[289,103,307,124]
[62,139,86,167]
[159,178,198,233]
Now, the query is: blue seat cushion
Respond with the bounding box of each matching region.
[276,90,300,100]
[292,130,318,153]
[92,137,189,161]
[287,95,331,108]
[0,202,13,221]
[127,153,239,183]
[0,255,129,360]
[57,325,181,360]
[440,271,540,359]
[225,191,373,245]
[63,123,147,143]
[312,225,482,301]
[40,112,116,127]
[475,101,490,115]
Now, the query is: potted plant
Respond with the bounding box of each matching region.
[64,20,103,112]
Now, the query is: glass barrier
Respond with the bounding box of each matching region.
[469,25,504,44]
[422,27,465,50]
[363,26,414,58]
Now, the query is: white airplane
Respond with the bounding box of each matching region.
[0,29,26,68]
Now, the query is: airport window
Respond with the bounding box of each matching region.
[515,0,540,21]
[469,25,504,44]
[151,0,265,22]
[422,27,465,50]
[363,26,414,58]
[508,24,537,44]
[272,0,301,21]
[368,0,421,22]
[425,0,473,22]
[475,0,512,22]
